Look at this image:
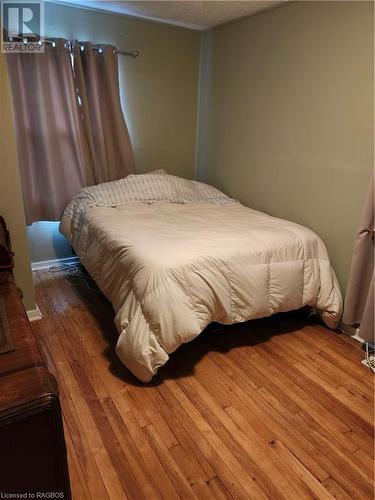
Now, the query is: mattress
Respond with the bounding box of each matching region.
[60,173,342,382]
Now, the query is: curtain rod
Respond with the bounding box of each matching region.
[7,35,139,58]
[92,45,139,58]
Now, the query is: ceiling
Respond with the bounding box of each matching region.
[51,1,286,30]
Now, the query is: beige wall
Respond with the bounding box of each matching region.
[0,54,36,310]
[28,2,202,263]
[197,1,374,292]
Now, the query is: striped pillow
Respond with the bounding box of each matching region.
[63,172,236,235]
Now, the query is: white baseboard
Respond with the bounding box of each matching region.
[31,255,79,271]
[27,304,43,322]
[337,322,365,344]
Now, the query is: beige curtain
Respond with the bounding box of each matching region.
[343,176,374,342]
[6,40,91,224]
[74,42,134,184]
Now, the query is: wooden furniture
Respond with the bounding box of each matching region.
[0,217,15,355]
[0,216,13,272]
[0,220,71,498]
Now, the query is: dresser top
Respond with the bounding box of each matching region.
[0,274,57,414]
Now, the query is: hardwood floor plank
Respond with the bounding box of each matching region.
[145,424,199,499]
[352,448,375,480]
[70,359,145,499]
[206,476,233,500]
[174,379,273,499]
[126,386,179,448]
[63,417,91,500]
[170,396,251,500]
[102,397,162,499]
[62,396,110,500]
[193,355,276,443]
[208,350,333,482]
[320,345,374,384]
[30,271,375,500]
[43,335,126,499]
[225,406,317,500]
[157,384,217,482]
[249,383,372,496]
[268,439,336,500]
[168,444,212,499]
[71,395,127,499]
[189,360,330,499]
[295,361,373,425]
[252,346,360,453]
[250,341,373,437]
[114,402,182,500]
[322,477,354,500]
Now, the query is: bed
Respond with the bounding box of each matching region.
[60,171,342,382]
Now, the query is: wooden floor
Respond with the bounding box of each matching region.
[31,269,374,500]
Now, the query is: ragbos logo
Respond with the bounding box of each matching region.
[0,492,64,498]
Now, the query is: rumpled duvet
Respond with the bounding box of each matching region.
[60,172,342,382]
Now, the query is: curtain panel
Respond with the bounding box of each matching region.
[74,42,135,185]
[343,176,374,342]
[6,39,134,224]
[6,39,90,224]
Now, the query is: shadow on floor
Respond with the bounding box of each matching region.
[68,269,321,387]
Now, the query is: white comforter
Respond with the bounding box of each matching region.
[60,174,342,382]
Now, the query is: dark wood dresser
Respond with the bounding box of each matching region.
[0,218,71,498]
